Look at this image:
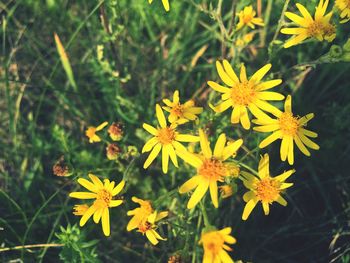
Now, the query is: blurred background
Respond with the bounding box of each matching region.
[1,0,349,262]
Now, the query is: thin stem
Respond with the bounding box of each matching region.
[0,243,63,253]
[199,200,210,227]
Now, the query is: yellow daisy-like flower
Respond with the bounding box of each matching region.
[137,210,168,245]
[241,153,295,220]
[281,0,336,48]
[236,5,264,30]
[69,174,125,236]
[126,197,155,231]
[85,121,108,143]
[148,0,170,12]
[178,129,243,209]
[336,0,350,23]
[199,227,236,263]
[253,95,319,165]
[162,90,203,124]
[208,60,284,130]
[142,104,199,174]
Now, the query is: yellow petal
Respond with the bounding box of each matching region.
[276,195,288,206]
[299,113,314,125]
[156,104,167,128]
[109,200,123,207]
[88,173,103,188]
[257,91,285,101]
[213,134,226,158]
[209,100,232,113]
[223,59,239,83]
[287,137,294,165]
[187,180,209,209]
[275,169,295,182]
[295,3,313,20]
[216,61,235,86]
[259,131,282,148]
[262,202,270,215]
[79,205,97,226]
[93,208,103,223]
[242,198,258,220]
[179,175,201,194]
[176,134,199,142]
[298,132,320,150]
[143,143,162,169]
[96,121,108,131]
[111,180,125,196]
[162,0,170,11]
[281,27,308,35]
[294,135,311,156]
[222,139,243,160]
[101,208,110,236]
[285,95,292,113]
[219,250,234,263]
[173,90,179,103]
[166,144,178,167]
[142,137,159,153]
[231,106,241,124]
[256,79,282,91]
[284,11,306,25]
[284,34,308,48]
[162,146,169,174]
[143,123,158,135]
[253,124,280,132]
[240,107,251,130]
[250,64,271,82]
[239,63,248,82]
[78,178,98,193]
[248,103,272,122]
[207,81,231,93]
[146,230,159,245]
[243,191,255,202]
[176,148,202,168]
[209,180,218,208]
[280,136,290,161]
[255,99,282,117]
[69,192,97,199]
[258,153,269,179]
[199,129,212,158]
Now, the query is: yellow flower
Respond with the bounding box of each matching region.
[236,5,264,30]
[336,0,350,23]
[199,227,236,263]
[69,174,125,236]
[162,90,203,124]
[178,129,243,209]
[126,197,155,231]
[235,32,255,47]
[253,95,319,165]
[281,0,336,48]
[219,185,233,199]
[85,121,108,143]
[241,153,295,220]
[73,204,89,216]
[137,210,168,245]
[208,60,284,130]
[142,104,199,173]
[148,0,170,12]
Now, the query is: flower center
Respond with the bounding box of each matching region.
[198,158,227,181]
[86,127,96,138]
[279,112,299,136]
[138,221,152,233]
[243,14,253,24]
[94,189,112,208]
[231,81,256,106]
[203,232,225,255]
[307,20,335,38]
[254,178,281,203]
[171,103,184,117]
[157,127,176,145]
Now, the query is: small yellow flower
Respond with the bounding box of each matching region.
[85,121,108,143]
[162,90,203,124]
[253,95,319,165]
[235,32,255,47]
[241,154,295,220]
[208,60,284,130]
[137,210,168,245]
[73,204,89,216]
[236,5,264,30]
[69,174,125,236]
[336,0,350,23]
[142,104,199,174]
[281,0,336,48]
[108,122,123,141]
[219,185,233,199]
[126,197,155,231]
[199,227,236,263]
[148,0,170,12]
[178,129,243,209]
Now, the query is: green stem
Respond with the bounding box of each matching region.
[199,200,210,227]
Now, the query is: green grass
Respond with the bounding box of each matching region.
[1,0,350,262]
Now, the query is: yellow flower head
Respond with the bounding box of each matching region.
[281,0,336,48]
[73,204,89,216]
[108,122,123,141]
[199,227,236,263]
[235,32,255,47]
[148,0,170,12]
[241,154,295,220]
[162,90,203,124]
[253,95,319,165]
[85,121,108,143]
[336,0,350,23]
[142,104,199,174]
[236,5,264,30]
[208,60,284,130]
[219,185,234,199]
[69,174,125,236]
[178,129,243,209]
[137,210,168,245]
[126,197,154,231]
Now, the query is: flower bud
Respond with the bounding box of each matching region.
[106,144,121,160]
[108,122,123,141]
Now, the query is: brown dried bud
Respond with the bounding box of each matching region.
[108,122,123,141]
[168,254,184,263]
[106,143,121,160]
[53,156,70,177]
